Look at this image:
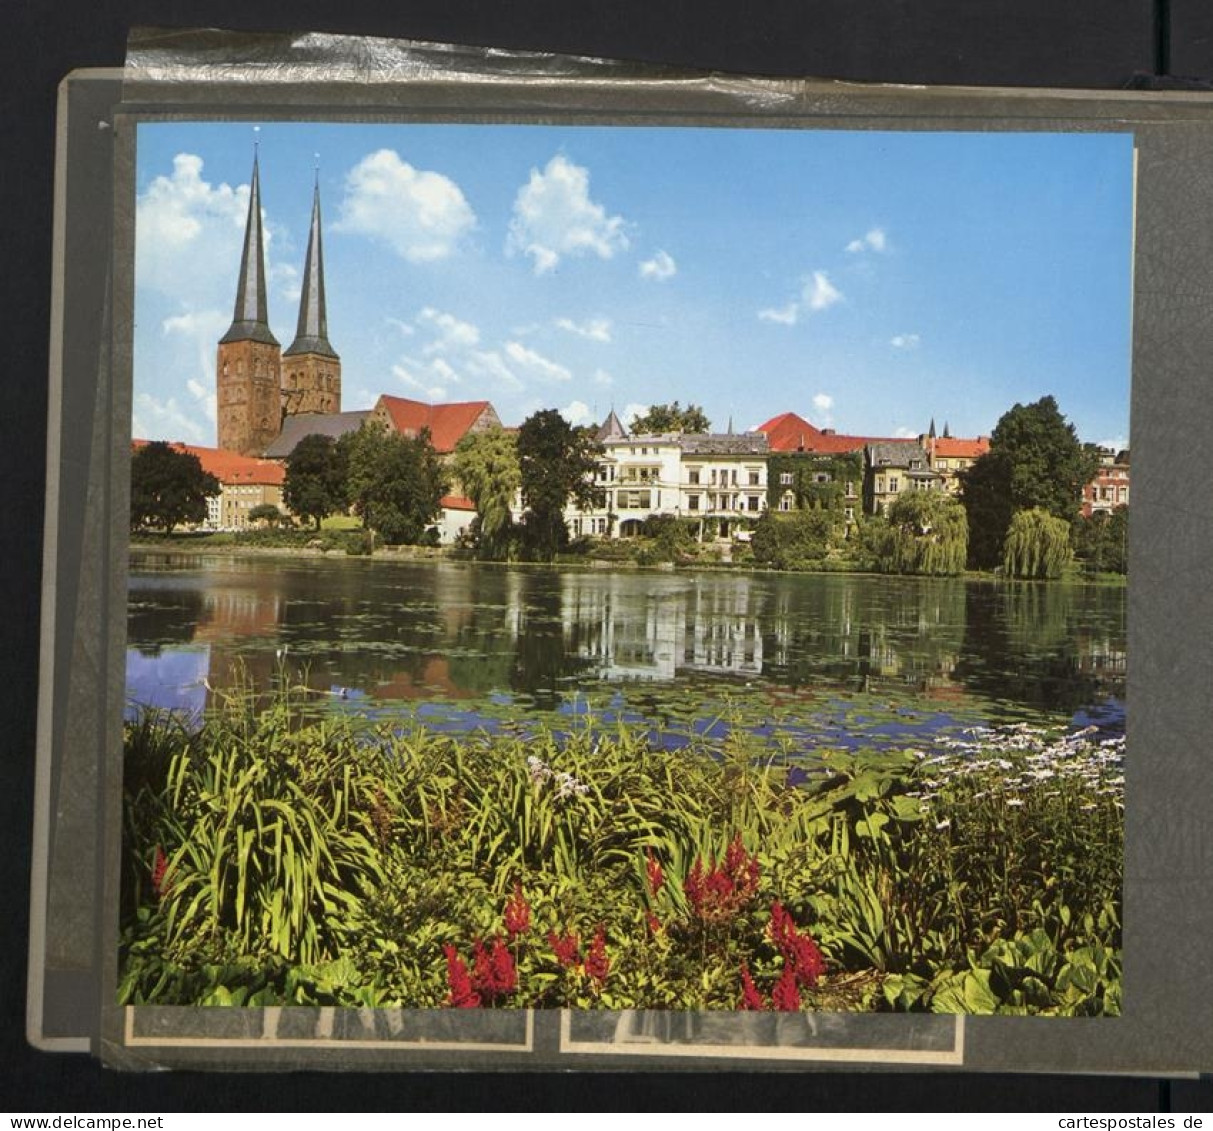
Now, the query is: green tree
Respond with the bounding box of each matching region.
[284,434,348,530]
[516,410,603,561]
[961,396,1100,568]
[1003,507,1073,579]
[247,503,285,528]
[342,423,449,546]
[130,441,219,534]
[880,490,968,576]
[1072,506,1129,575]
[451,427,521,560]
[629,401,711,435]
[751,509,836,570]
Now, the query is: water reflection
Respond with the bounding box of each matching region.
[125,553,1126,727]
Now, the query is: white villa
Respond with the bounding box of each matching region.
[567,412,770,540]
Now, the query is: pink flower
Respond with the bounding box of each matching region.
[151,845,170,899]
[768,901,826,988]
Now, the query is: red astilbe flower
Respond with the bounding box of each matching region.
[768,901,827,988]
[472,936,517,1000]
[682,835,762,924]
[739,963,766,1011]
[645,851,665,898]
[645,911,662,935]
[151,845,171,899]
[770,964,803,1012]
[585,925,610,986]
[503,883,531,938]
[548,930,581,970]
[443,944,481,1008]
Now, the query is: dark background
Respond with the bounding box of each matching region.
[3,0,1211,1111]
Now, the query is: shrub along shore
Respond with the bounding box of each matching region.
[120,677,1122,1014]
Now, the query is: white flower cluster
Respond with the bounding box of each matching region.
[904,722,1124,813]
[526,755,590,800]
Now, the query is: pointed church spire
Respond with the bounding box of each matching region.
[929,417,937,439]
[220,150,278,347]
[285,172,337,359]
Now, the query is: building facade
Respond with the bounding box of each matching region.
[1083,449,1131,516]
[217,159,341,457]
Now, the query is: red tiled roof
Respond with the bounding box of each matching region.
[440,495,476,511]
[132,440,285,486]
[375,395,491,454]
[931,436,989,459]
[756,412,874,454]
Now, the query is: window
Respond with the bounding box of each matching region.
[814,472,830,484]
[889,477,900,493]
[845,481,856,498]
[688,494,700,511]
[749,470,760,486]
[748,495,761,512]
[844,507,855,522]
[780,472,793,486]
[910,459,922,469]
[689,469,700,485]
[780,492,793,512]
[876,477,885,492]
[1118,487,1128,502]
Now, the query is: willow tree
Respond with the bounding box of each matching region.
[452,427,521,559]
[1003,507,1073,579]
[881,490,968,576]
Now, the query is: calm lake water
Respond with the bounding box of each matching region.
[126,551,1126,749]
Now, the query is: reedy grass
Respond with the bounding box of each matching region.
[120,675,1122,1014]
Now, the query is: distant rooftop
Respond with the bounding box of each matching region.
[263,411,370,459]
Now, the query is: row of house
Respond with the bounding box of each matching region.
[139,401,1127,541]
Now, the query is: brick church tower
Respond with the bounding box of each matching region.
[281,176,341,417]
[216,152,282,456]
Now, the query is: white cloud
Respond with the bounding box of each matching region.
[161,309,229,398]
[805,271,843,311]
[1098,435,1129,452]
[846,228,888,254]
[132,391,209,445]
[561,400,593,426]
[465,350,524,390]
[136,153,250,297]
[891,333,921,350]
[759,302,800,326]
[504,341,572,383]
[813,393,834,412]
[392,362,449,402]
[336,148,475,262]
[623,403,650,430]
[385,317,415,337]
[639,249,677,282]
[185,378,218,424]
[592,368,614,388]
[270,261,300,303]
[506,155,628,274]
[894,426,920,439]
[418,307,481,353]
[555,317,613,343]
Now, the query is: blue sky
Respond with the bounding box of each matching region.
[133,121,1134,449]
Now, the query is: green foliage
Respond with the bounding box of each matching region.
[451,427,521,560]
[628,401,711,435]
[516,410,603,562]
[876,491,968,576]
[130,441,219,534]
[751,509,837,569]
[121,683,1121,1014]
[765,452,862,514]
[1072,507,1128,575]
[247,503,285,528]
[1003,507,1074,579]
[284,433,348,530]
[341,422,449,546]
[961,397,1099,568]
